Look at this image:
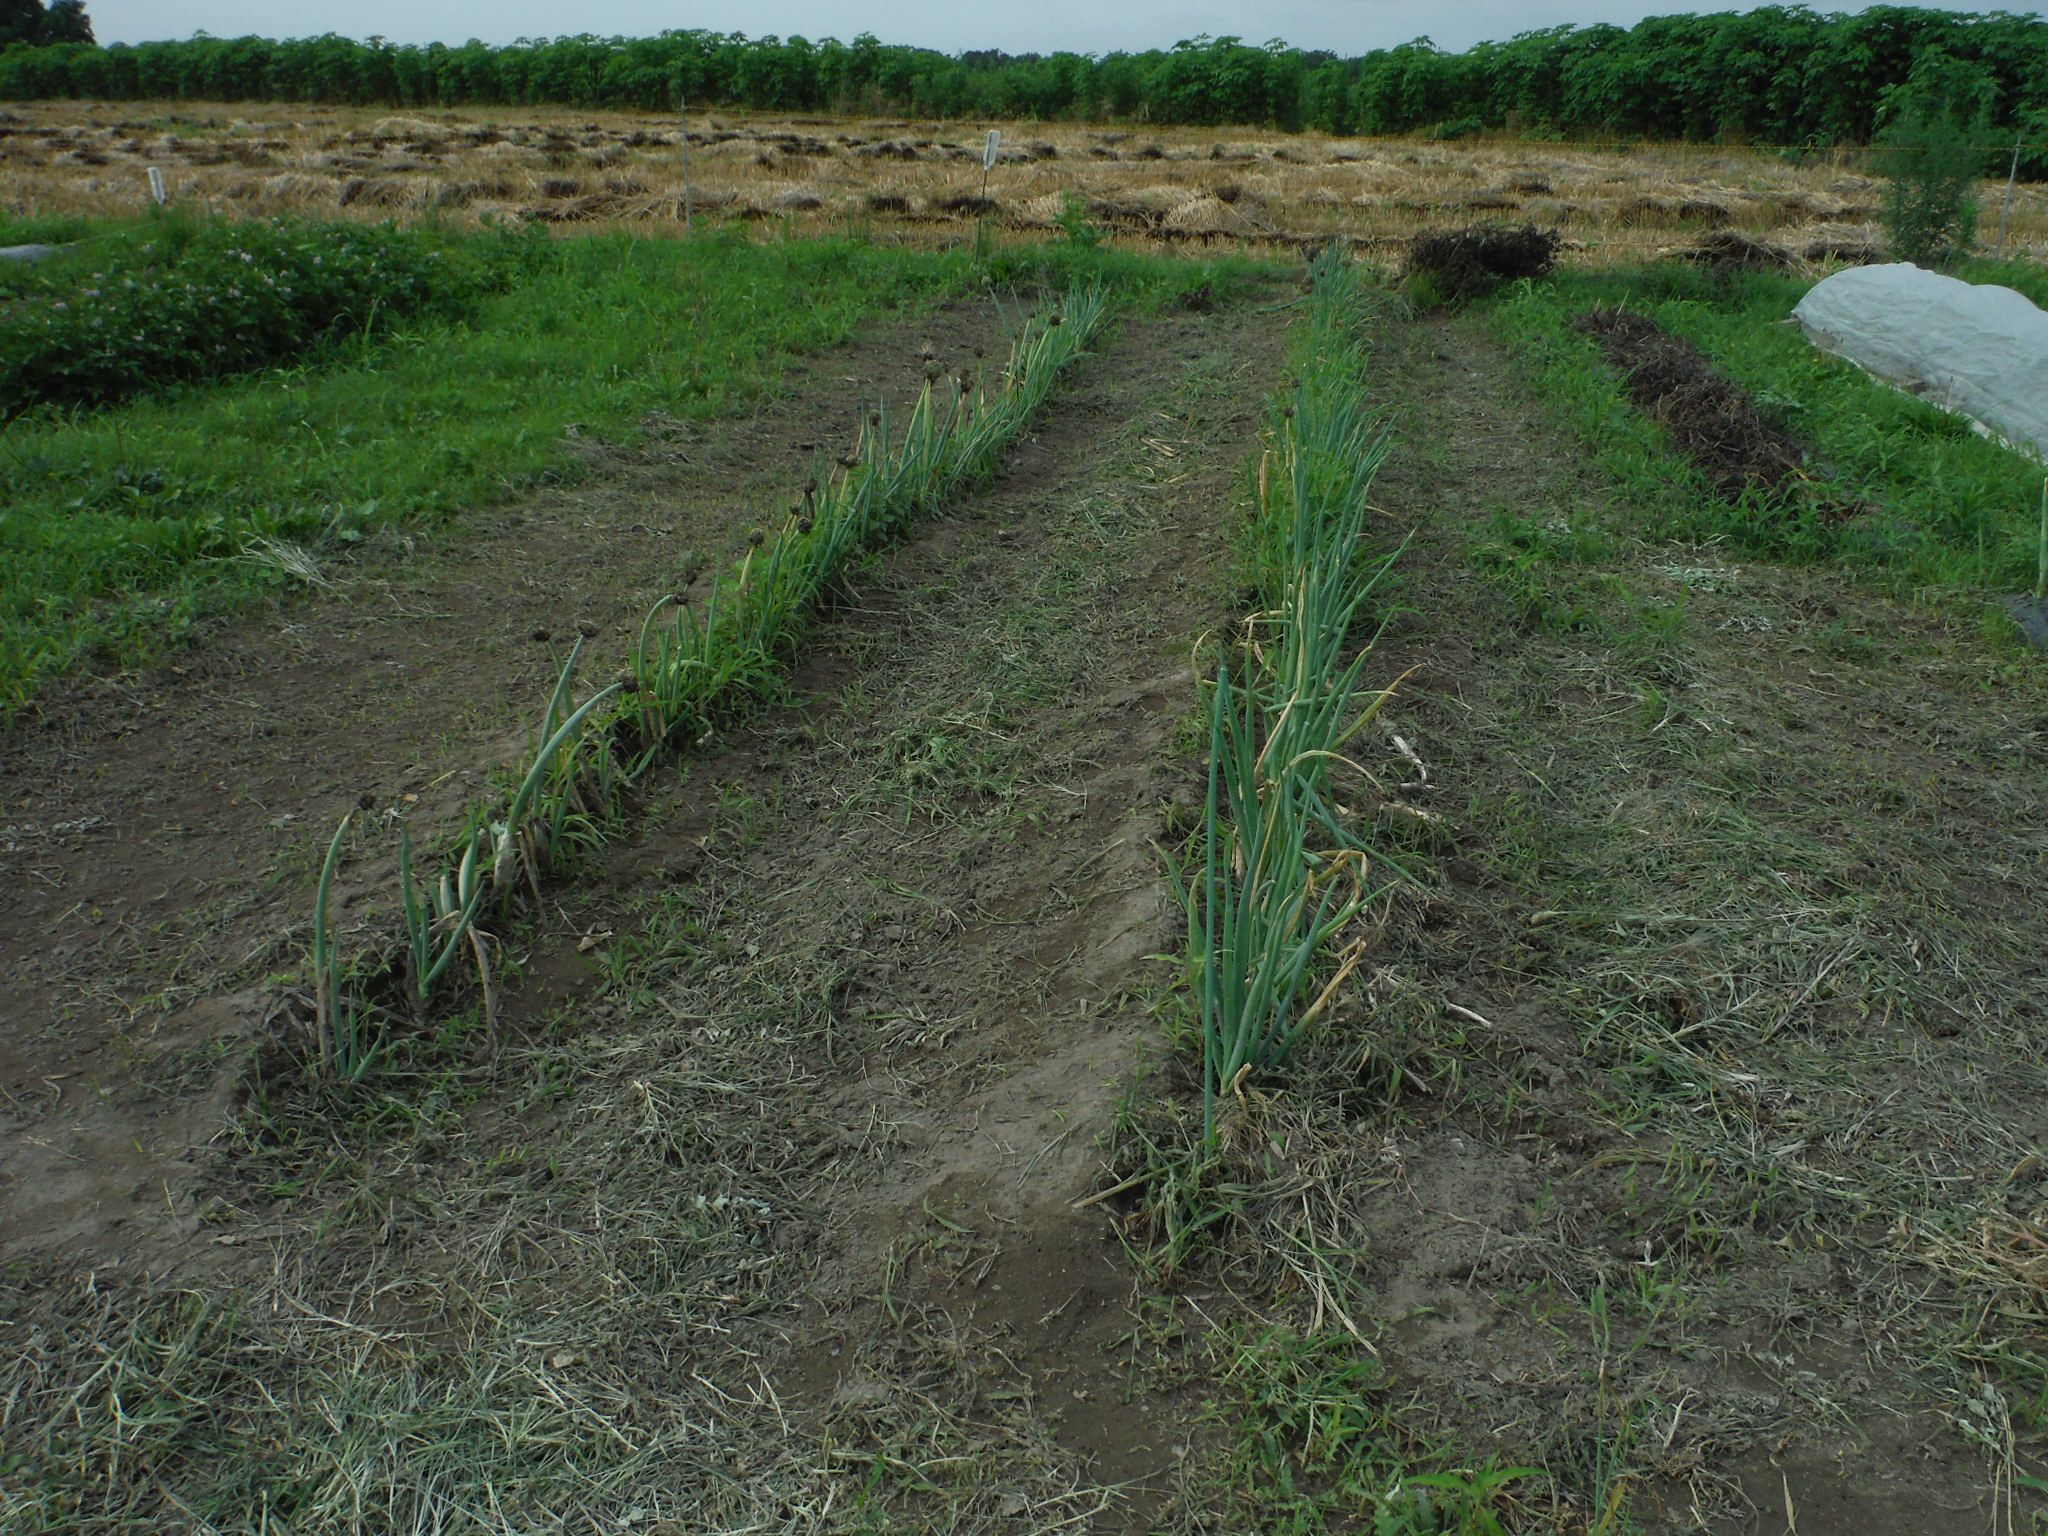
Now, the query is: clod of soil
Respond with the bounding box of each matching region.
[1406,221,1560,300]
[1573,305,1806,499]
[2002,592,2048,649]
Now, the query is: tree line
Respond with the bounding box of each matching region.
[0,0,91,48]
[1,7,2043,163]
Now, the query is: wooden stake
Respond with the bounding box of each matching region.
[680,97,694,233]
[1994,131,2022,260]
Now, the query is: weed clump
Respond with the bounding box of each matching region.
[1405,221,1559,302]
[1574,305,1805,500]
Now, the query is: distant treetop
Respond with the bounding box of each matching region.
[0,0,92,48]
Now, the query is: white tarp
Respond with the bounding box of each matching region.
[1792,262,2048,463]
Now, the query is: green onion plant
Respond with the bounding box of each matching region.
[307,288,1107,1084]
[1180,250,1402,1148]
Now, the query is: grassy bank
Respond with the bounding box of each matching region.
[2,214,530,417]
[1492,258,2048,602]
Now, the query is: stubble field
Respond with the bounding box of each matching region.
[9,97,2048,263]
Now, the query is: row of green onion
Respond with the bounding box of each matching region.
[311,287,1108,1084]
[1180,249,1402,1149]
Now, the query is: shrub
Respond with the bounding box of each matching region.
[1426,115,1488,142]
[0,215,532,418]
[1874,50,1995,268]
[1055,191,1105,248]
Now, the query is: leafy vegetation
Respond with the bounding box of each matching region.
[1875,48,1999,265]
[0,228,961,713]
[1,215,529,418]
[0,0,90,48]
[1124,261,1573,1533]
[1178,250,1399,1148]
[1212,1327,1534,1534]
[3,9,2047,160]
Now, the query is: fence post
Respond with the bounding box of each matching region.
[1994,132,2022,260]
[680,97,694,234]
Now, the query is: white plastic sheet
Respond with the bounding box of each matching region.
[1792,262,2048,462]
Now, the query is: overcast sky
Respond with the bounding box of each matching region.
[83,0,2046,56]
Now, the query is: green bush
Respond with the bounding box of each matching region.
[1874,50,1996,267]
[1427,115,1489,142]
[1054,192,1105,249]
[0,216,532,418]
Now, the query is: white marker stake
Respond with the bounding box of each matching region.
[147,165,167,206]
[980,129,1000,212]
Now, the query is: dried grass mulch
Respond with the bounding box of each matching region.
[1573,305,1807,499]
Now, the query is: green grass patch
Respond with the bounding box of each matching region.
[0,212,104,249]
[1209,1325,1537,1534]
[0,220,1262,714]
[1491,260,2048,598]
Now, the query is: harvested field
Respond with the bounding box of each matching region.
[5,209,2048,1533]
[8,99,2048,262]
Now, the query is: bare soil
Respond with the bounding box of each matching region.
[7,263,2047,1534]
[0,289,1020,1270]
[489,294,1287,1519]
[1,290,1287,1532]
[1332,309,2048,1531]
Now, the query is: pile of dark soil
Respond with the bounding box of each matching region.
[1804,236,1885,266]
[1679,228,1795,271]
[1406,222,1560,299]
[1574,305,1806,499]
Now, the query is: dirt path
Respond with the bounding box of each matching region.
[0,291,1020,1266]
[493,293,1286,1524]
[1348,309,2048,1531]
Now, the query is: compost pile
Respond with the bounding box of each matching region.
[1574,306,1807,498]
[1407,222,1560,299]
